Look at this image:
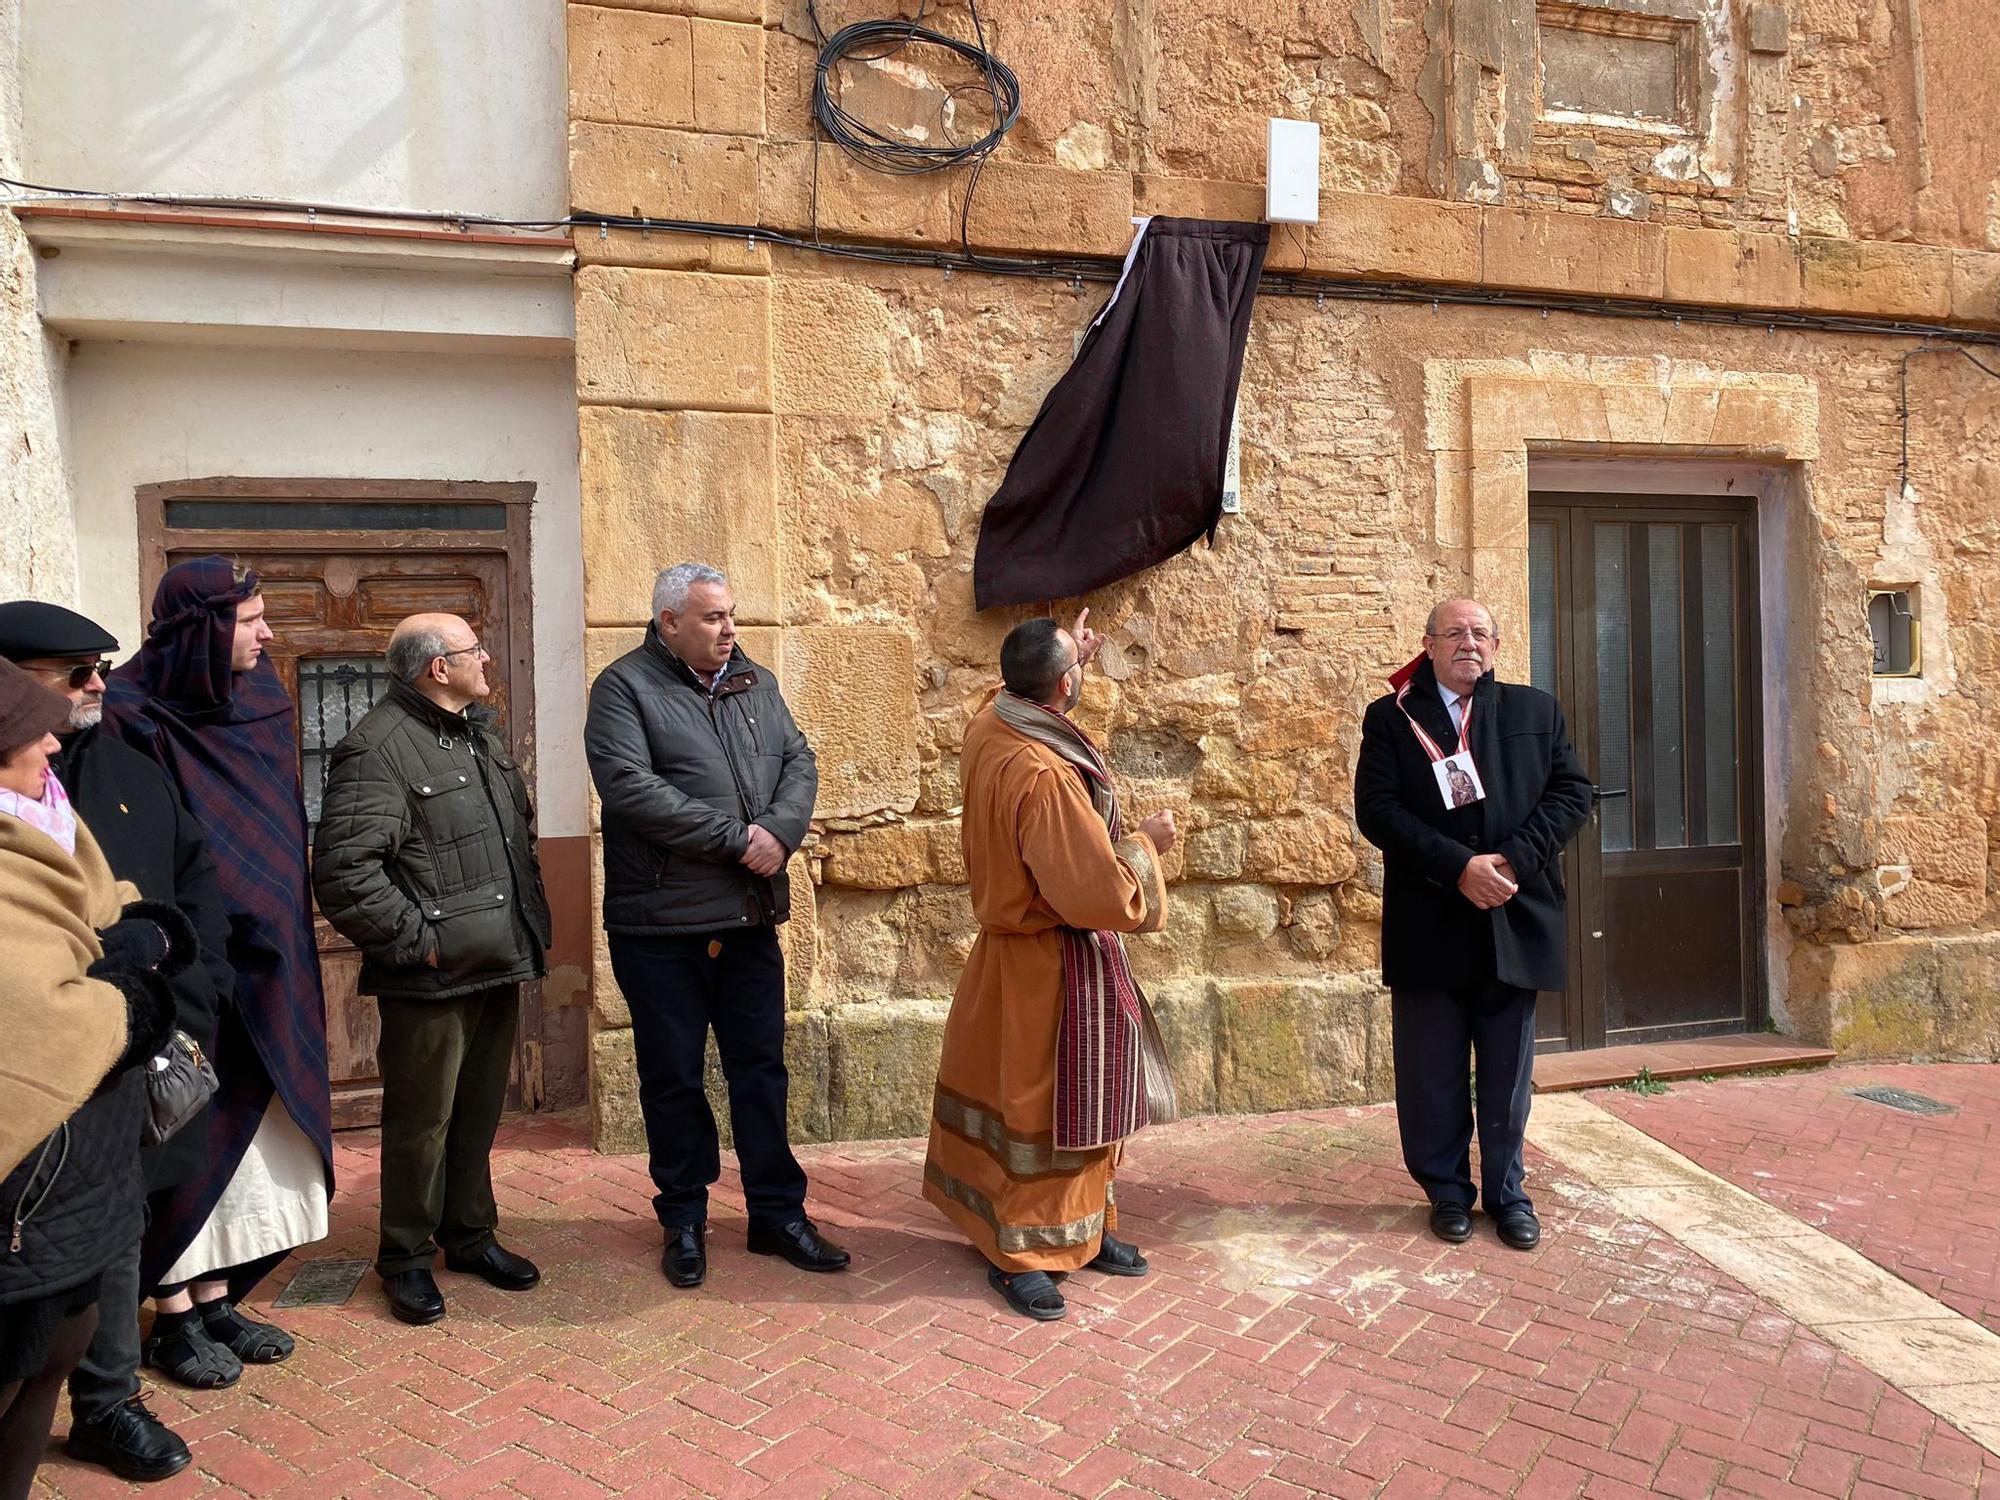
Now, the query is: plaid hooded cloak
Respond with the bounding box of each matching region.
[105,555,333,1292]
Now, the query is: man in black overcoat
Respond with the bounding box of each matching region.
[0,602,233,1482]
[1354,598,1592,1251]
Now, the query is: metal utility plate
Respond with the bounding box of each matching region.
[1849,1085,1956,1116]
[272,1256,371,1308]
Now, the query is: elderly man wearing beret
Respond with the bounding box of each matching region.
[0,603,234,1484]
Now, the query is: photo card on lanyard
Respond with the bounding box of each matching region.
[1394,677,1486,812]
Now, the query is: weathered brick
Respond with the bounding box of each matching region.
[692,18,764,137]
[570,121,759,223]
[1798,237,1951,319]
[569,5,694,129]
[953,161,1135,257]
[1664,226,1803,309]
[576,266,771,412]
[785,625,921,817]
[578,407,781,625]
[1483,206,1666,299]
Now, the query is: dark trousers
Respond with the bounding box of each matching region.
[375,984,519,1276]
[67,1235,142,1420]
[608,927,807,1232]
[1391,981,1537,1214]
[0,1303,96,1500]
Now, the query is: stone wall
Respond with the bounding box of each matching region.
[571,0,2000,1147]
[0,0,75,601]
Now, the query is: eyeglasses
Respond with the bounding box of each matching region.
[435,641,486,663]
[23,659,112,689]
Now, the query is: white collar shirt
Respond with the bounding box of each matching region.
[1436,679,1466,737]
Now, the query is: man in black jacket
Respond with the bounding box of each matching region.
[1355,599,1592,1252]
[0,601,233,1484]
[312,614,552,1326]
[585,562,848,1289]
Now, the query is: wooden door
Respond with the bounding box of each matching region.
[164,547,512,1126]
[1527,495,1764,1050]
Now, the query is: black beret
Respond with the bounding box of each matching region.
[0,601,120,662]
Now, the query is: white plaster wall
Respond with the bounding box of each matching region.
[0,0,77,600]
[17,0,565,219]
[62,342,588,836]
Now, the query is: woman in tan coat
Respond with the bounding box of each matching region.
[0,660,179,1500]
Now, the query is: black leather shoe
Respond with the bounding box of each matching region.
[1429,1201,1474,1244]
[383,1269,446,1325]
[746,1217,851,1273]
[1084,1233,1149,1277]
[662,1226,706,1288]
[445,1241,542,1291]
[65,1395,191,1483]
[1495,1209,1542,1250]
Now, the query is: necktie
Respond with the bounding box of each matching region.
[1445,693,1463,736]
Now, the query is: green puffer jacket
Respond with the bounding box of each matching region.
[312,679,552,1000]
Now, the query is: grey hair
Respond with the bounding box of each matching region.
[652,562,727,619]
[386,626,452,683]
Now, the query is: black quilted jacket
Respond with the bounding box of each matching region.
[585,628,817,936]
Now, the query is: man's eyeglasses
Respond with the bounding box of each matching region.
[435,642,486,663]
[26,659,112,689]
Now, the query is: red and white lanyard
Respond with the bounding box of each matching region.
[1395,681,1473,764]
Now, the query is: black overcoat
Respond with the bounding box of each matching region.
[54,726,234,1193]
[1354,658,1593,994]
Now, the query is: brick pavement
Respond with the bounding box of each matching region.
[30,1098,2000,1499]
[1596,1063,2000,1336]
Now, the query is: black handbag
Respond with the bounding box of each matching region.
[142,1029,218,1147]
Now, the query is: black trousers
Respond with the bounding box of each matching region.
[67,1234,142,1420]
[375,984,519,1276]
[608,927,807,1231]
[1391,980,1537,1214]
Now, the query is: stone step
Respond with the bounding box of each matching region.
[1532,1032,1836,1093]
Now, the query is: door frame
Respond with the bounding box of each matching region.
[134,477,544,1120]
[1528,458,1782,1049]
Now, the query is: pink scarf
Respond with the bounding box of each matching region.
[0,769,78,855]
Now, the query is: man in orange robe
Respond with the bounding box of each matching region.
[923,612,1177,1321]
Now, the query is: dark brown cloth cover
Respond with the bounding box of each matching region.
[973,218,1270,610]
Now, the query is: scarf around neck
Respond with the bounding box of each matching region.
[992,690,1122,839]
[0,768,78,854]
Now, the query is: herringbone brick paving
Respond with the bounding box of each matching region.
[31,1096,2000,1498]
[1597,1062,2000,1335]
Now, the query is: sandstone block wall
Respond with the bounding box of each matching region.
[572,0,2000,1149]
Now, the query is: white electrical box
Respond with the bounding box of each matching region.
[1265,118,1321,224]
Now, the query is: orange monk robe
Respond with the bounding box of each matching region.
[922,702,1168,1273]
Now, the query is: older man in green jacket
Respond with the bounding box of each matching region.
[312,613,552,1326]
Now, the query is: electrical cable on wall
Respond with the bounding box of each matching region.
[803,0,1020,261]
[8,173,2000,350]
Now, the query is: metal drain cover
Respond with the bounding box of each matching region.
[272,1256,370,1308]
[1850,1085,1956,1116]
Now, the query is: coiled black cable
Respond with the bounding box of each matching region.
[805,0,1021,257]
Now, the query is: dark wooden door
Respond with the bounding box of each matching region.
[1527,495,1763,1050]
[162,548,512,1126]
